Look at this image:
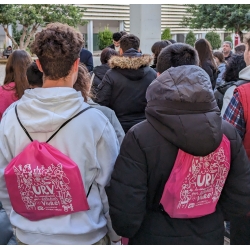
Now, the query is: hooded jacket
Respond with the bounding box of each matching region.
[96,48,157,133]
[106,65,250,245]
[218,65,250,116]
[0,87,120,245]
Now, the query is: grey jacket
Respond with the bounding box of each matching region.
[87,98,125,145]
[0,201,16,245]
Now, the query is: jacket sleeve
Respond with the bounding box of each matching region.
[221,85,236,117]
[110,110,125,145]
[219,124,250,219]
[105,129,147,238]
[0,115,13,217]
[95,121,121,242]
[96,72,113,107]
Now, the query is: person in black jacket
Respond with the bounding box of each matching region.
[80,48,93,72]
[195,38,218,90]
[96,34,157,133]
[91,48,118,97]
[105,43,250,245]
[0,201,16,245]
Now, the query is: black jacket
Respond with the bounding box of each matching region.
[0,201,16,245]
[91,64,110,96]
[106,65,250,245]
[96,49,156,133]
[80,48,93,72]
[201,60,217,89]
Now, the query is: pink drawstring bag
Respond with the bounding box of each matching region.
[160,134,231,219]
[4,106,92,221]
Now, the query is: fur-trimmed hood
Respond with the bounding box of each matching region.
[108,49,154,81]
[109,54,152,70]
[108,48,152,70]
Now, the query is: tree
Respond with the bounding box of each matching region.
[185,31,196,47]
[0,4,87,50]
[205,31,222,50]
[182,4,250,42]
[161,27,171,40]
[98,26,112,50]
[224,35,233,43]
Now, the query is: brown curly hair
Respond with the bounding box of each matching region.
[73,63,93,101]
[31,22,83,80]
[3,49,32,99]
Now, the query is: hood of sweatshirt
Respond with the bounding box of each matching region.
[14,87,88,133]
[239,65,250,81]
[145,65,222,156]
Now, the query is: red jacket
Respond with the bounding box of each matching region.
[237,83,250,158]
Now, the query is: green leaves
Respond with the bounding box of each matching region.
[98,26,112,50]
[205,31,222,50]
[182,4,250,42]
[0,4,86,50]
[185,31,196,47]
[161,27,171,40]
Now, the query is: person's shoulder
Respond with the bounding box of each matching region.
[80,48,92,56]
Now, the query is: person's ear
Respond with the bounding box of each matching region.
[157,72,160,77]
[73,58,80,72]
[35,59,43,73]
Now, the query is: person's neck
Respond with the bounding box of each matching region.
[42,78,74,88]
[223,51,230,57]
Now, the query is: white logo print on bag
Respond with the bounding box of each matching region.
[178,146,230,210]
[14,163,74,212]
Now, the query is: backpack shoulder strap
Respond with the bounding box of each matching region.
[15,105,33,142]
[46,106,93,143]
[15,105,92,142]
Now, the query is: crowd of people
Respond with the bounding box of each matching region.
[0,22,250,245]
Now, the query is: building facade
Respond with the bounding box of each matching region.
[0,4,231,53]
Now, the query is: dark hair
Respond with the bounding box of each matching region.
[213,51,225,63]
[223,54,246,82]
[120,34,140,52]
[31,22,83,80]
[195,38,217,70]
[234,44,246,55]
[3,49,32,98]
[151,40,172,66]
[112,32,122,42]
[100,48,119,64]
[167,39,176,44]
[157,43,199,73]
[26,62,43,87]
[74,63,92,101]
[120,31,127,36]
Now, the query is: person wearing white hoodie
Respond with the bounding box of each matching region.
[0,22,121,245]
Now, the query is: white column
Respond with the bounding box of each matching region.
[87,20,93,54]
[7,25,12,47]
[130,4,161,54]
[172,34,177,41]
[119,21,124,32]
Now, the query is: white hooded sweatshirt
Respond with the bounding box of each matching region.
[0,87,120,245]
